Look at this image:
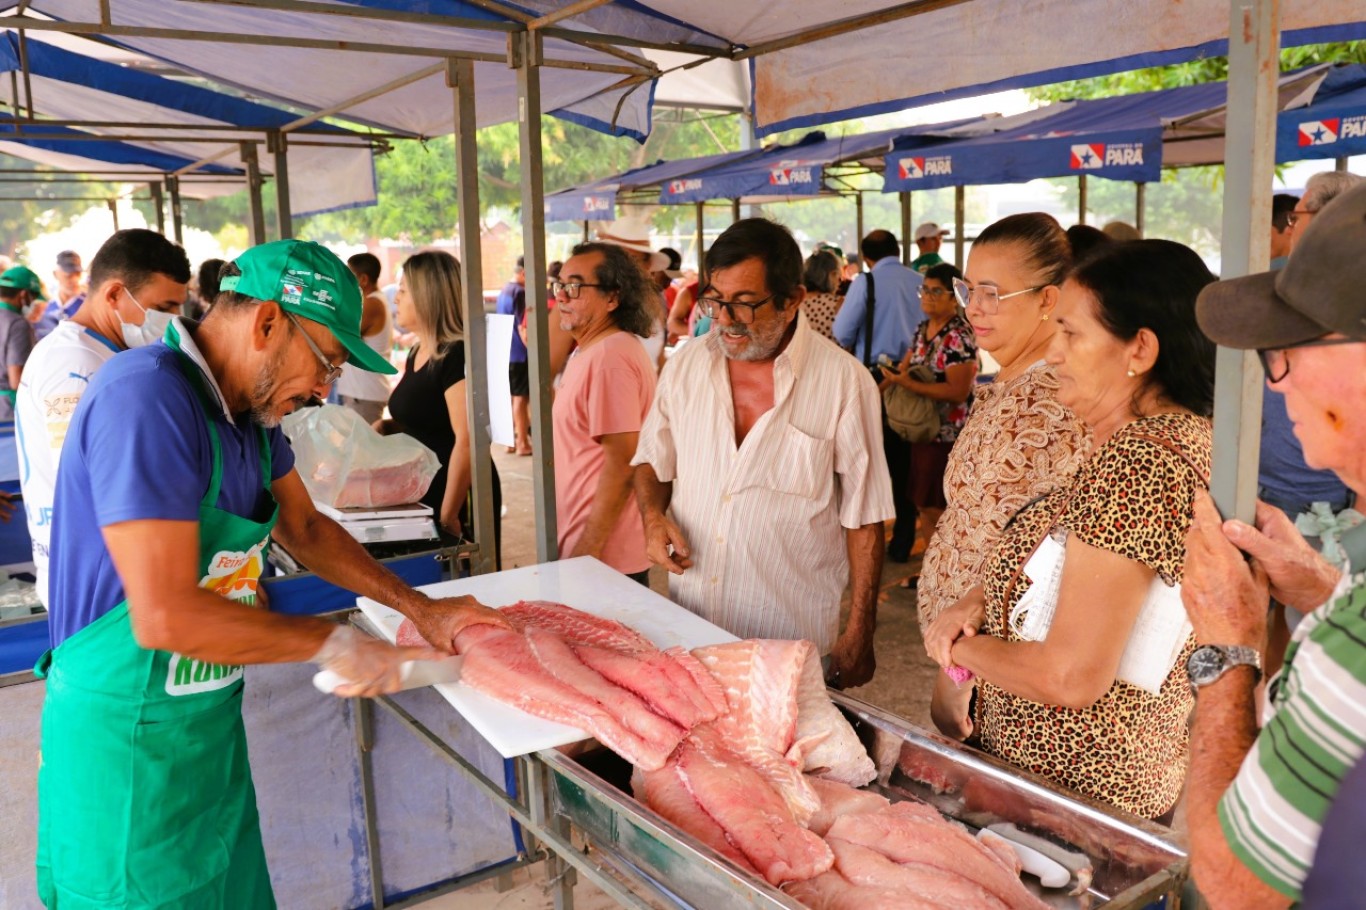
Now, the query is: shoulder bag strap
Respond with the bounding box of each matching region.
[862,271,876,368]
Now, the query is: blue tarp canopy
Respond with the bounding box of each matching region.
[0,114,241,176]
[1277,64,1366,162]
[543,147,764,222]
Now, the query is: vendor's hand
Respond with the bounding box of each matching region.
[409,595,511,653]
[827,625,875,689]
[1182,491,1271,648]
[312,625,442,698]
[0,491,14,523]
[1222,499,1342,613]
[643,514,693,575]
[924,588,985,668]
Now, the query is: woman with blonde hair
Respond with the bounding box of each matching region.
[377,250,500,562]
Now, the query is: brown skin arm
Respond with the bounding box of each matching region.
[358,293,387,338]
[567,431,638,560]
[440,379,473,537]
[881,360,976,403]
[635,462,693,574]
[271,468,509,651]
[827,521,882,688]
[667,285,696,340]
[930,672,975,739]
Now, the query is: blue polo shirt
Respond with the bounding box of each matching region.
[47,327,294,649]
[832,257,923,364]
[495,280,527,363]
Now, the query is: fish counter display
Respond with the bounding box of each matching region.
[394,599,1187,909]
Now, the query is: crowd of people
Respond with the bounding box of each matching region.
[9,164,1366,909]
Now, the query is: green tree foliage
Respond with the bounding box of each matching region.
[0,158,125,258]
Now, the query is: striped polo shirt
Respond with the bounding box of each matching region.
[1219,521,1366,900]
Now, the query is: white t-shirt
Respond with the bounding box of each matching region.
[335,290,393,403]
[16,320,120,606]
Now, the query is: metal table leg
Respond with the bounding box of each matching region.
[353,697,386,910]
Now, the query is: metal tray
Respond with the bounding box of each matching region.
[540,691,1188,909]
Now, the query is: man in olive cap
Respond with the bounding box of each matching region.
[36,239,509,909]
[0,265,42,419]
[1180,181,1366,909]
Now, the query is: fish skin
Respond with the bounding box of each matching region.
[794,644,877,787]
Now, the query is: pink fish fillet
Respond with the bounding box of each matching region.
[803,777,891,837]
[826,837,1012,910]
[826,803,1050,910]
[632,761,757,874]
[452,624,675,771]
[793,645,876,787]
[574,644,721,729]
[501,600,655,653]
[692,640,821,823]
[664,646,731,717]
[783,871,945,910]
[524,627,685,749]
[675,738,833,886]
[395,617,428,648]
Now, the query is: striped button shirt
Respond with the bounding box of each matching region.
[1219,521,1366,901]
[631,313,895,653]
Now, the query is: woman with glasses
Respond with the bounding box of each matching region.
[925,239,1217,820]
[377,250,501,562]
[915,213,1090,636]
[880,262,975,579]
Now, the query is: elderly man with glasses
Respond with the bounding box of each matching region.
[632,218,895,688]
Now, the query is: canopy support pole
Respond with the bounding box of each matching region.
[1211,0,1279,525]
[695,202,705,277]
[448,58,496,576]
[1135,182,1146,238]
[730,198,740,223]
[854,191,864,258]
[1077,175,1087,225]
[166,176,183,244]
[269,130,293,240]
[1336,156,1349,172]
[107,198,119,231]
[953,186,965,270]
[149,181,165,234]
[582,220,589,242]
[899,192,911,266]
[516,30,559,565]
[241,142,267,246]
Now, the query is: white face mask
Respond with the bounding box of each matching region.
[120,288,174,349]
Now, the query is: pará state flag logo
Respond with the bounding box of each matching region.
[899,157,925,180]
[281,282,303,304]
[1070,144,1105,170]
[1298,119,1340,146]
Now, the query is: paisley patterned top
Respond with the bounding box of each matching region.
[917,363,1089,633]
[907,314,977,443]
[802,291,843,344]
[974,412,1213,819]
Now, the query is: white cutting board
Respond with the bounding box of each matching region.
[355,556,738,758]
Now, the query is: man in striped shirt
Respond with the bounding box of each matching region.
[1180,182,1366,908]
[632,218,895,688]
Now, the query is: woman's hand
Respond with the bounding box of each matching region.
[924,586,986,668]
[930,671,975,740]
[439,504,463,541]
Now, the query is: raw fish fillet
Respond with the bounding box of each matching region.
[664,646,731,717]
[395,617,428,648]
[794,647,877,786]
[631,763,757,874]
[827,838,1011,909]
[502,600,655,653]
[803,777,891,837]
[525,627,685,748]
[827,803,1050,910]
[452,624,677,770]
[675,738,833,886]
[783,871,943,910]
[692,640,821,823]
[575,643,721,729]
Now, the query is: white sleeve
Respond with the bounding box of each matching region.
[31,346,110,458]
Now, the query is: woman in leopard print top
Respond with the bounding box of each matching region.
[926,239,1217,820]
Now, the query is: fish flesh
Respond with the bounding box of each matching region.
[453,624,680,770]
[630,763,757,874]
[804,777,891,837]
[827,838,1012,909]
[574,644,723,729]
[794,647,877,786]
[501,600,657,653]
[783,871,943,910]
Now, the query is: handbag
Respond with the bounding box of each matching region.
[882,363,940,443]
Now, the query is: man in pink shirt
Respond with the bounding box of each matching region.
[551,243,658,582]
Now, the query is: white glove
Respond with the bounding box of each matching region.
[310,625,437,698]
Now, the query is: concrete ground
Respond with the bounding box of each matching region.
[415,444,940,909]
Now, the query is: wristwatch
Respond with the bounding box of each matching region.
[1186,644,1263,691]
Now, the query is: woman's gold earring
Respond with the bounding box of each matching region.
[1127,369,1137,377]
[1041,314,1049,321]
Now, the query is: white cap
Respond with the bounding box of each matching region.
[595,213,669,272]
[914,222,949,242]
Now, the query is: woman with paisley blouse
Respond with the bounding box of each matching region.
[925,239,1217,820]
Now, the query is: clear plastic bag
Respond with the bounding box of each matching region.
[282,405,440,509]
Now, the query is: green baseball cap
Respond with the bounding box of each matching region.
[0,265,45,297]
[220,239,396,375]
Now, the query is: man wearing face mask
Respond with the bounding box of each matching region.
[17,229,191,608]
[0,264,42,420]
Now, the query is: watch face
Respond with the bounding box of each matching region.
[1188,646,1227,685]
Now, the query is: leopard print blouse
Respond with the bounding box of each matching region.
[974,411,1213,820]
[917,363,1090,633]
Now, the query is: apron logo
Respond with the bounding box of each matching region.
[200,543,266,605]
[165,653,244,696]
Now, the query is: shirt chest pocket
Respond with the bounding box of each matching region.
[729,425,834,502]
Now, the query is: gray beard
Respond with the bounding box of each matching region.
[718,319,788,363]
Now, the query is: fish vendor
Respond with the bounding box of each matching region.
[35,238,507,909]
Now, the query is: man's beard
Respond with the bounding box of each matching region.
[247,348,309,427]
[718,315,789,362]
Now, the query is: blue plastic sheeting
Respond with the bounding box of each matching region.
[544,160,667,223]
[0,114,241,174]
[1277,66,1366,162]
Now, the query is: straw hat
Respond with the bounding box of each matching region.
[596,214,669,272]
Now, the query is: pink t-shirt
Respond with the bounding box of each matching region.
[552,331,657,573]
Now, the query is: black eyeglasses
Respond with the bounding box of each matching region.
[696,293,777,325]
[1258,336,1363,383]
[285,311,345,385]
[550,280,606,300]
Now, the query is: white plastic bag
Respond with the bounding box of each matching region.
[282,404,439,509]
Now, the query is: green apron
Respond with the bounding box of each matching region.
[35,327,278,909]
[0,300,21,407]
